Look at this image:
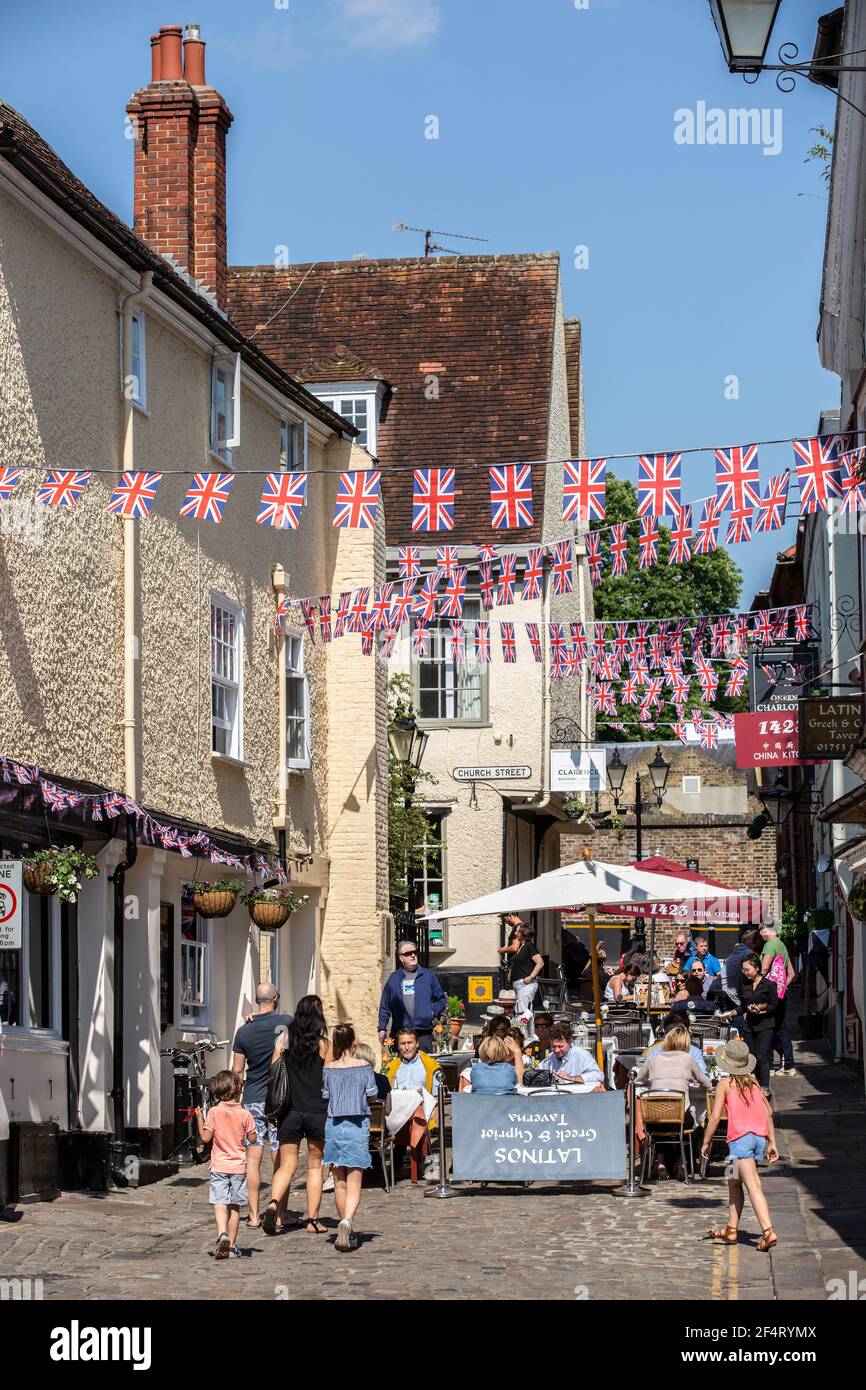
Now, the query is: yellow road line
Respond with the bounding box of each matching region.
[711,1239,725,1300]
[728,1242,739,1300]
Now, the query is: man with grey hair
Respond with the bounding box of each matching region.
[378,940,447,1052]
[232,982,294,1227]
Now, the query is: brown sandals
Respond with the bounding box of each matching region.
[757,1227,778,1252]
[708,1225,738,1244]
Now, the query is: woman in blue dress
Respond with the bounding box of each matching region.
[322,1022,380,1251]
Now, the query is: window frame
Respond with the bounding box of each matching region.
[119,307,148,412]
[411,595,490,728]
[211,594,244,761]
[307,380,382,454]
[179,896,212,1031]
[285,628,311,771]
[210,352,241,461]
[412,811,449,950]
[0,887,63,1036]
[280,417,308,472]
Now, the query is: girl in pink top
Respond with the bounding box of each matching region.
[701,1039,779,1252]
[195,1070,256,1260]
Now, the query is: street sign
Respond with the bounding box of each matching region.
[0,860,23,950]
[749,641,820,713]
[734,711,824,768]
[798,696,863,759]
[452,766,532,781]
[451,1091,626,1182]
[550,748,606,792]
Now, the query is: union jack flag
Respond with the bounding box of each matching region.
[360,623,374,656]
[475,621,491,664]
[440,566,468,618]
[793,436,841,514]
[632,622,650,660]
[695,496,722,554]
[1,759,38,786]
[449,622,465,663]
[752,609,773,645]
[300,599,317,642]
[770,610,789,641]
[610,523,628,577]
[648,634,664,669]
[697,720,718,750]
[692,617,709,653]
[754,472,790,533]
[333,470,381,528]
[733,614,749,652]
[412,624,430,658]
[641,677,664,711]
[674,721,689,745]
[479,561,496,611]
[349,587,371,633]
[522,546,544,600]
[37,470,93,508]
[631,661,651,688]
[525,623,543,662]
[549,623,568,663]
[108,470,164,520]
[593,682,617,715]
[710,617,732,657]
[562,458,607,523]
[414,572,440,624]
[639,516,658,569]
[563,645,582,679]
[793,604,813,641]
[0,467,23,503]
[103,791,125,818]
[370,584,394,630]
[412,467,455,531]
[613,622,630,663]
[724,504,752,544]
[637,453,681,517]
[621,676,639,705]
[391,582,416,627]
[838,452,866,514]
[497,552,517,606]
[715,445,761,512]
[501,621,517,663]
[436,545,459,575]
[398,545,422,581]
[695,653,719,702]
[477,544,499,563]
[319,595,332,643]
[551,539,574,595]
[379,627,399,658]
[725,658,748,697]
[257,472,307,529]
[334,591,352,638]
[593,626,608,660]
[586,529,603,587]
[571,622,587,660]
[489,464,534,529]
[668,502,692,565]
[180,472,235,523]
[669,671,691,707]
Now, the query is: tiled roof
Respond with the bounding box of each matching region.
[227,254,564,544]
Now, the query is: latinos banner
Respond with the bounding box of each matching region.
[450,1091,626,1182]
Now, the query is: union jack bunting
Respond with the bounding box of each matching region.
[300,599,317,642]
[838,452,866,514]
[391,582,416,627]
[379,627,399,658]
[475,621,491,664]
[334,591,352,639]
[477,544,499,563]
[793,436,841,514]
[412,624,430,658]
[715,445,761,512]
[0,467,24,503]
[621,675,639,705]
[549,623,568,664]
[413,572,440,624]
[497,552,517,606]
[638,516,658,569]
[725,658,748,698]
[525,623,543,663]
[180,472,235,523]
[563,645,582,679]
[257,471,307,529]
[0,759,38,786]
[690,706,706,726]
[319,595,332,643]
[360,623,374,656]
[103,791,125,818]
[586,529,603,587]
[37,470,93,508]
[733,614,749,652]
[648,634,664,669]
[637,452,681,517]
[563,458,607,523]
[725,506,753,545]
[752,610,773,645]
[108,470,164,520]
[369,584,394,631]
[593,682,617,716]
[638,711,656,728]
[613,623,630,663]
[449,622,465,663]
[674,721,689,745]
[439,566,468,618]
[522,546,544,601]
[699,720,720,751]
[398,545,422,581]
[754,472,790,533]
[694,496,722,555]
[695,655,719,702]
[630,660,648,689]
[770,610,789,642]
[692,617,709,653]
[436,545,459,575]
[412,467,455,532]
[479,561,495,611]
[610,523,628,577]
[333,470,381,528]
[349,587,371,633]
[669,671,691,707]
[501,621,517,663]
[551,539,574,595]
[489,464,534,529]
[570,622,587,660]
[668,502,692,565]
[592,626,608,659]
[642,677,664,709]
[710,617,732,657]
[793,604,813,641]
[632,622,650,660]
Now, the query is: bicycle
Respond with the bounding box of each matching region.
[159,1037,231,1165]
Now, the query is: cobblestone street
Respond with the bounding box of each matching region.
[2,1036,864,1302]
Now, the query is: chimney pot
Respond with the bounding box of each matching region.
[150,34,162,82]
[158,25,184,81]
[183,24,206,86]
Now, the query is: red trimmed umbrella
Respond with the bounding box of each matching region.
[603,856,768,925]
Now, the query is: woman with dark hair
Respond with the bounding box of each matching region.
[323,1021,379,1252]
[263,994,331,1236]
[739,955,780,1092]
[506,924,545,1022]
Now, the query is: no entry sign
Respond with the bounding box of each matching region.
[0,860,23,950]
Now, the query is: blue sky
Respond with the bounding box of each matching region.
[1,0,840,601]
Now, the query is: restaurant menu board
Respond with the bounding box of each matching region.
[450,1091,626,1182]
[748,641,820,713]
[798,696,863,759]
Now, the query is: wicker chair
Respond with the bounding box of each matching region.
[367,1100,396,1193]
[638,1091,693,1185]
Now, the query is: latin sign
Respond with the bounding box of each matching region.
[452,766,532,782]
[550,748,606,792]
[749,641,820,713]
[798,696,863,759]
[450,1091,626,1182]
[0,860,23,950]
[734,710,824,768]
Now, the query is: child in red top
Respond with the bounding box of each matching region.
[195,1070,255,1260]
[702,1039,779,1252]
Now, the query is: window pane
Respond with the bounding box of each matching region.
[28,897,51,1027]
[0,948,21,1025]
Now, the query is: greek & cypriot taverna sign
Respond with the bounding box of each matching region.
[452,766,532,782]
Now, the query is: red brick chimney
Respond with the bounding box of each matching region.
[127,25,233,308]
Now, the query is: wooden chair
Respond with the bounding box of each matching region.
[367,1100,396,1193]
[638,1091,692,1185]
[699,1113,728,1180]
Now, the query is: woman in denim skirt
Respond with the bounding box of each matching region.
[322,1022,379,1251]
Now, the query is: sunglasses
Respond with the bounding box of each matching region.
[400,950,418,958]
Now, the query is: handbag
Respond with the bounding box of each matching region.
[265,1055,291,1123]
[767,953,788,1001]
[523,1066,556,1087]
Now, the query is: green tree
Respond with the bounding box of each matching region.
[387,675,438,909]
[590,474,745,741]
[804,124,833,184]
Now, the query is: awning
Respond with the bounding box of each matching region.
[597,855,769,924]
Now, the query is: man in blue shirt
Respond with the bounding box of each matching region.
[378,941,447,1052]
[541,1024,604,1088]
[692,936,722,988]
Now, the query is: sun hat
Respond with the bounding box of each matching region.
[480,1003,506,1022]
[717,1038,756,1074]
[497,989,517,1003]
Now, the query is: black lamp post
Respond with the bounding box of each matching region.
[606,745,671,861]
[388,710,430,965]
[758,770,794,828]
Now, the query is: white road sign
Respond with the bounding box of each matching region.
[0,860,23,950]
[452,766,533,782]
[551,747,607,792]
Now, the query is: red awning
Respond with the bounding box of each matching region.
[600,855,768,924]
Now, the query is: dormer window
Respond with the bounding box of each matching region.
[307,380,384,455]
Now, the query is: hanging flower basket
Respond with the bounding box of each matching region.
[240,886,309,930]
[24,860,56,896]
[23,847,100,904]
[849,874,866,921]
[193,879,240,919]
[562,798,594,828]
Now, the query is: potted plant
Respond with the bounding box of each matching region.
[595,810,625,843]
[192,878,240,919]
[562,796,594,826]
[240,884,309,930]
[22,846,100,904]
[446,994,465,1040]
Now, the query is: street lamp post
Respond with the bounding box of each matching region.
[388,709,431,964]
[708,0,866,106]
[607,746,672,981]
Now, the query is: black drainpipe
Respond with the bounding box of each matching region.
[109,815,138,1177]
[277,827,287,876]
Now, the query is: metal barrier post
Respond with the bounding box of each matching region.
[424,1079,459,1199]
[622,1074,641,1197]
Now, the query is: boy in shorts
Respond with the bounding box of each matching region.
[195,1070,255,1260]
